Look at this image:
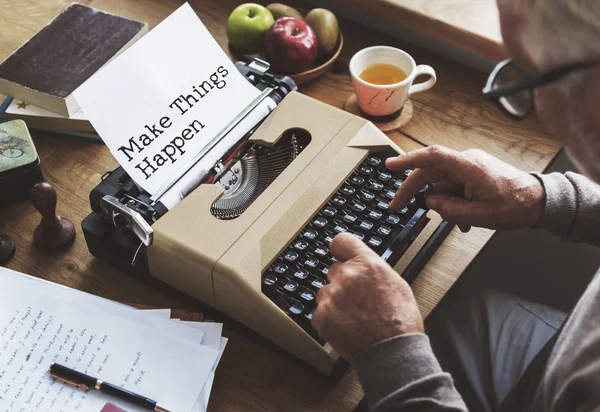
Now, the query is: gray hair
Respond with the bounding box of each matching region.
[525,0,600,68]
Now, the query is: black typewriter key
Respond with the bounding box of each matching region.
[289,301,305,316]
[341,185,356,196]
[353,231,365,241]
[351,200,367,212]
[292,267,309,280]
[331,196,347,207]
[420,184,429,193]
[309,276,327,290]
[262,273,278,287]
[367,236,383,248]
[299,287,316,302]
[318,265,329,277]
[366,180,384,192]
[359,220,374,231]
[333,220,349,233]
[283,279,299,293]
[398,207,409,215]
[342,210,358,223]
[404,169,413,177]
[360,189,376,202]
[314,245,329,257]
[313,216,328,228]
[366,156,382,167]
[384,190,396,200]
[377,171,392,182]
[304,255,320,269]
[327,255,337,264]
[322,205,337,217]
[393,179,402,189]
[294,239,309,251]
[350,175,365,186]
[283,250,299,262]
[273,262,288,274]
[376,200,390,210]
[323,230,335,244]
[358,165,374,176]
[409,197,416,205]
[386,214,401,225]
[303,228,318,240]
[377,226,392,236]
[367,209,383,220]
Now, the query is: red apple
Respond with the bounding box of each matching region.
[264,17,318,74]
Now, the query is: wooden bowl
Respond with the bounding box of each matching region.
[228,31,344,85]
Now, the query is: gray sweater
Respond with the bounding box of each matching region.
[353,172,600,411]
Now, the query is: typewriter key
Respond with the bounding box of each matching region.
[376,200,390,210]
[360,189,375,202]
[366,156,382,167]
[293,267,309,280]
[377,226,392,236]
[322,206,337,217]
[350,175,365,186]
[273,262,288,274]
[299,288,316,302]
[314,245,329,257]
[331,196,346,206]
[367,236,383,248]
[353,231,365,241]
[359,220,374,231]
[367,209,383,220]
[377,171,392,182]
[358,165,373,176]
[303,228,318,240]
[386,214,401,225]
[294,239,309,251]
[351,200,367,212]
[366,180,384,191]
[313,216,328,228]
[384,190,396,200]
[341,185,356,196]
[283,250,299,262]
[393,179,402,189]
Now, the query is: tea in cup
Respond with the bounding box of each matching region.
[349,46,437,118]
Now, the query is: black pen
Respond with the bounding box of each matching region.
[49,363,170,412]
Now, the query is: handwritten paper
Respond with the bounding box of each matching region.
[0,268,219,412]
[74,3,261,195]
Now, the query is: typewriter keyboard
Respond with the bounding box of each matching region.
[261,154,429,344]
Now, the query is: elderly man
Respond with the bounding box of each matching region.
[311,0,600,411]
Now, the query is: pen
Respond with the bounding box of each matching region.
[49,363,171,412]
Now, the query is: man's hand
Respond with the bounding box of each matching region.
[311,233,423,360]
[387,146,544,232]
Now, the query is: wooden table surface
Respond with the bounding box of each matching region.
[0,0,561,411]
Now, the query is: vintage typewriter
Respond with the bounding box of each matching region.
[83,59,453,375]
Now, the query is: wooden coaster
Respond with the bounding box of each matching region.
[344,94,413,133]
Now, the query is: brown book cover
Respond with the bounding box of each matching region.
[0,3,147,116]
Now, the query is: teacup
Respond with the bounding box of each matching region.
[349,46,437,118]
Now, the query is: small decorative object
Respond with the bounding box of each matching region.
[30,182,76,251]
[0,119,44,207]
[0,234,16,264]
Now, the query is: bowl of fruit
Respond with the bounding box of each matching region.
[226,3,343,84]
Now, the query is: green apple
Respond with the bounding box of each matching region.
[227,3,274,54]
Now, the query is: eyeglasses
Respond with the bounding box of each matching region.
[482,59,600,119]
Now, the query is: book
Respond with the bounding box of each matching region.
[0,267,227,412]
[0,3,148,117]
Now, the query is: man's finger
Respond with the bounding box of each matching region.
[426,194,487,227]
[390,167,446,211]
[329,232,374,262]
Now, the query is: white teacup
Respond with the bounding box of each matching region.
[349,46,437,118]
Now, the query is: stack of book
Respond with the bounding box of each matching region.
[0,3,148,141]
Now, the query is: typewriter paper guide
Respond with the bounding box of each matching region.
[74,3,260,195]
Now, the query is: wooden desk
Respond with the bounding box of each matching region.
[0,1,561,411]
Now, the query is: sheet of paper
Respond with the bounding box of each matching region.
[73,2,261,195]
[138,309,171,319]
[192,337,228,412]
[0,270,206,347]
[0,285,218,412]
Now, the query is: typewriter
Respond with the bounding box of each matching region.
[83,59,453,375]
